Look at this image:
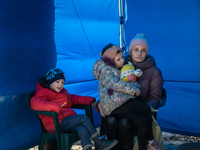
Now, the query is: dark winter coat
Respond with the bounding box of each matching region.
[126,55,164,109]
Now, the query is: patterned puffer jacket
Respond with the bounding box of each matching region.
[93,56,141,115]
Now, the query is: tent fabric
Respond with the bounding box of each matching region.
[0,0,56,95]
[0,0,56,149]
[0,0,200,149]
[0,0,119,149]
[55,0,119,83]
[54,0,120,129]
[124,0,200,136]
[158,82,200,137]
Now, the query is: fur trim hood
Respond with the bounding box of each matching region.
[101,56,117,68]
[93,56,118,80]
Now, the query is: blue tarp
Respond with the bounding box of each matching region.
[0,0,200,149]
[124,0,200,137]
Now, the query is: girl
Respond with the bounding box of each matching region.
[93,44,141,116]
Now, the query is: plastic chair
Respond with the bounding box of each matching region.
[154,88,167,119]
[159,88,167,108]
[26,91,94,150]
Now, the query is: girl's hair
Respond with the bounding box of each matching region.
[126,54,133,62]
[102,43,123,59]
[101,43,114,55]
[116,50,123,55]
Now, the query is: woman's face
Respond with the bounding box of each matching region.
[131,45,148,63]
[114,52,124,68]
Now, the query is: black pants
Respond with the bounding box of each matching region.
[106,99,154,150]
[104,115,135,150]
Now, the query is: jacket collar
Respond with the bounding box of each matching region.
[126,55,156,69]
[101,56,117,68]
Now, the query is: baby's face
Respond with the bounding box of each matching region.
[114,52,124,68]
[50,79,65,92]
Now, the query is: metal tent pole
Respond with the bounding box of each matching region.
[118,0,125,50]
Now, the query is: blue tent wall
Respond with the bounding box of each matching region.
[0,0,119,149]
[124,0,200,136]
[54,0,120,126]
[0,0,200,149]
[55,0,119,83]
[0,0,56,149]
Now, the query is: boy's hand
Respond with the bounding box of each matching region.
[91,102,96,106]
[94,102,100,112]
[135,89,141,97]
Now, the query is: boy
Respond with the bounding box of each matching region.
[31,68,118,150]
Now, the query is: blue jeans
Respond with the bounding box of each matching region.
[60,114,98,148]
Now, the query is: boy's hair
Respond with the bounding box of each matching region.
[45,68,65,85]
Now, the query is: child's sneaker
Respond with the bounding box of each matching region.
[147,141,161,150]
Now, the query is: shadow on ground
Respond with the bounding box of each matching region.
[29,130,200,150]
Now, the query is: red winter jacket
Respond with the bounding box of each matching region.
[31,81,95,133]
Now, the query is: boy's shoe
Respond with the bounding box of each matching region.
[95,139,118,150]
[147,141,161,150]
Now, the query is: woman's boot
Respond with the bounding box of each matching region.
[118,117,136,150]
[104,115,120,150]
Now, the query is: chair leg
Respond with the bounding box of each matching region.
[42,137,75,150]
[65,140,74,150]
[62,133,80,150]
[38,145,44,150]
[43,140,57,150]
[39,134,48,150]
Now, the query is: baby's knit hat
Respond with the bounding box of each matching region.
[129,33,149,55]
[45,68,65,85]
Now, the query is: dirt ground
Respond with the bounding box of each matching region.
[29,129,200,150]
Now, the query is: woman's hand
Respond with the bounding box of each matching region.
[98,103,105,117]
[135,88,141,97]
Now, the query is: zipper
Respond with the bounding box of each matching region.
[65,93,69,108]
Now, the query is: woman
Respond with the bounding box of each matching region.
[95,33,164,150]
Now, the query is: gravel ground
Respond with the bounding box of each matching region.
[162,132,200,150]
[28,128,200,150]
